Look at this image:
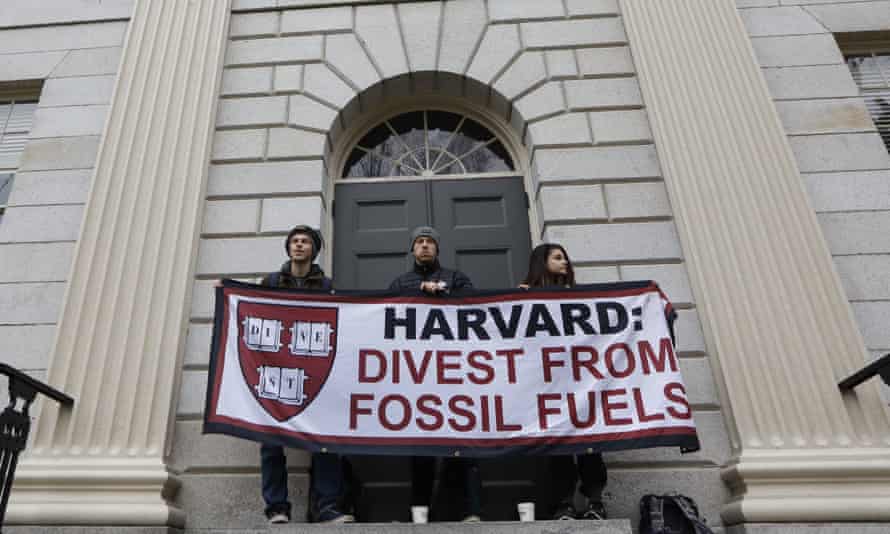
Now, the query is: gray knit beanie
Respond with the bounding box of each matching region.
[409,226,440,253]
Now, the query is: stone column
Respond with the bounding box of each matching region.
[8,0,231,527]
[620,0,890,525]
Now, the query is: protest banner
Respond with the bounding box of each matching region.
[203,280,699,457]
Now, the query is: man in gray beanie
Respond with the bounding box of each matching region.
[388,226,472,295]
[388,226,480,522]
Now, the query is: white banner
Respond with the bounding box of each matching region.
[204,280,699,456]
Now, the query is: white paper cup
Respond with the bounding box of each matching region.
[411,505,429,524]
[517,501,535,522]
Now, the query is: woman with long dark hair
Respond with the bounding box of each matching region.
[520,242,576,289]
[521,243,608,521]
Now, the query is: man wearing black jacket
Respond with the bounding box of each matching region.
[388,226,473,295]
[389,226,481,522]
[259,225,353,525]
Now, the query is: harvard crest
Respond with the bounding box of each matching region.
[237,301,338,422]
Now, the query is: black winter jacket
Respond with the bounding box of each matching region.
[388,260,473,295]
[261,261,333,291]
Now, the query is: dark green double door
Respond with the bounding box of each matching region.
[333,177,538,521]
[334,177,531,290]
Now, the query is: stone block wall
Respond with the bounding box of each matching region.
[177,0,731,529]
[738,0,890,364]
[0,10,131,517]
[0,11,129,382]
[0,0,883,529]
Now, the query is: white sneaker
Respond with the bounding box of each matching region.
[268,512,289,524]
[462,514,481,522]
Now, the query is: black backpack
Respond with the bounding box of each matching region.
[639,494,714,534]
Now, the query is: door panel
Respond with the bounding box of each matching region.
[333,182,427,289]
[335,177,531,289]
[432,177,530,288]
[454,249,513,290]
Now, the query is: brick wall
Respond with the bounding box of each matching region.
[738,0,890,365]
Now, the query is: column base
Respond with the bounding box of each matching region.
[7,457,184,527]
[721,449,890,524]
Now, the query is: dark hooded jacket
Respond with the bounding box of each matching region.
[262,261,332,291]
[388,259,473,295]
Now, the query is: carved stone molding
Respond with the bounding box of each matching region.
[8,0,231,526]
[620,0,890,524]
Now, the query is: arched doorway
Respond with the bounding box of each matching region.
[333,108,532,290]
[331,106,539,521]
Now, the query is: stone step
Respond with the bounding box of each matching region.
[186,520,632,534]
[4,524,631,534]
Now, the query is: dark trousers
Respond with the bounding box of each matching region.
[260,444,290,517]
[310,452,349,518]
[261,444,348,519]
[548,453,608,512]
[410,456,482,517]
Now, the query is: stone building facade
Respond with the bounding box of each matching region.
[0,0,888,532]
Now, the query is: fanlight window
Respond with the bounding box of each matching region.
[343,110,515,178]
[846,52,890,153]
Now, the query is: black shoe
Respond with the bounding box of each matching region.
[581,501,607,520]
[315,506,355,524]
[552,502,576,520]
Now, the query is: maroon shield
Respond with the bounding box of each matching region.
[237,300,338,422]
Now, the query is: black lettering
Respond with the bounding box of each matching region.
[525,303,560,337]
[560,303,596,335]
[420,308,455,340]
[457,308,490,340]
[489,305,523,338]
[385,307,416,340]
[596,301,629,335]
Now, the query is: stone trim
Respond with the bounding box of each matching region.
[8,0,231,527]
[621,0,890,524]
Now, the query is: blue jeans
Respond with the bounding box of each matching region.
[260,444,347,520]
[260,444,290,517]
